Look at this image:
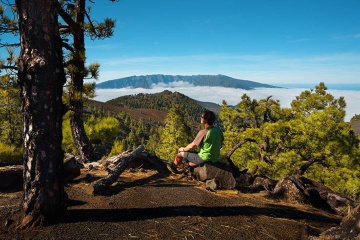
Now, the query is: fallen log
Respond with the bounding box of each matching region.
[0,157,82,190]
[0,165,23,191]
[98,150,132,171]
[91,145,145,194]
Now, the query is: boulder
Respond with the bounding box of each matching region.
[192,162,236,190]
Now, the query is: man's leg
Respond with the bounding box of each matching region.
[173,151,184,166]
[167,152,185,174]
[188,162,198,167]
[183,152,206,167]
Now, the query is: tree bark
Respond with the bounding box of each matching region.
[296,156,325,175]
[69,0,94,163]
[16,0,67,227]
[226,138,256,177]
[70,115,94,163]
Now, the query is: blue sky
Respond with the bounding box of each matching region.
[85,0,360,85]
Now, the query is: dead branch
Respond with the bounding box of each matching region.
[92,145,144,194]
[227,138,256,159]
[297,156,325,175]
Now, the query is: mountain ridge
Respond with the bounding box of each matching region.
[96,74,280,90]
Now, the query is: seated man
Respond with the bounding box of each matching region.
[167,110,223,174]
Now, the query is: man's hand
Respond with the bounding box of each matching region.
[178,147,185,153]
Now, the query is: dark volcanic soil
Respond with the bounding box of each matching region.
[0,169,341,240]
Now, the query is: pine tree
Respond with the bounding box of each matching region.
[155,104,194,161]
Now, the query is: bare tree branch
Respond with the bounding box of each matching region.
[297,156,326,175]
[227,138,257,159]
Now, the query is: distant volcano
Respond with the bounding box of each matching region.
[96,74,280,90]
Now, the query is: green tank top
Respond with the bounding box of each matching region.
[198,127,223,162]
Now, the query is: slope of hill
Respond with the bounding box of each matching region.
[196,100,222,113]
[87,99,167,125]
[96,74,280,90]
[106,90,208,124]
[351,120,360,136]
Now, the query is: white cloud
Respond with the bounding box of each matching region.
[94,86,359,122]
[93,52,360,85]
[151,81,194,88]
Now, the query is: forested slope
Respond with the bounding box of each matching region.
[106,90,208,124]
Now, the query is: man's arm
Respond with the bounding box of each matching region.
[179,129,207,152]
[179,142,197,152]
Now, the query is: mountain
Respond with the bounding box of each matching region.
[96,74,280,90]
[87,91,221,126]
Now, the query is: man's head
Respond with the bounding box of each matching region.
[201,110,216,125]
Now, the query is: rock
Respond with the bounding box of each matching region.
[235,173,254,187]
[252,176,277,191]
[192,162,236,189]
[273,177,307,203]
[206,179,218,192]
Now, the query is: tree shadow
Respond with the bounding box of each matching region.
[64,204,340,224]
[92,171,194,196]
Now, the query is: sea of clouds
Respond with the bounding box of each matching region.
[94,82,359,122]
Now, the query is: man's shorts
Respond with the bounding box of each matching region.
[183,152,206,165]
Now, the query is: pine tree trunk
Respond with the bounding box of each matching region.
[16,0,67,227]
[70,114,94,163]
[69,0,94,163]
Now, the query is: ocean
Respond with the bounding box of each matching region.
[274,83,360,91]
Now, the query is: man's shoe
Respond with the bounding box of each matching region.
[167,162,182,174]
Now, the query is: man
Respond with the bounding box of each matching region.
[167,110,224,174]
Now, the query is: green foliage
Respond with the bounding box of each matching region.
[85,102,158,157]
[85,116,119,142]
[107,139,126,157]
[62,113,120,157]
[220,82,360,200]
[151,104,194,161]
[0,142,22,165]
[0,74,22,147]
[145,129,160,154]
[62,113,77,155]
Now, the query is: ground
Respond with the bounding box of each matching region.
[0,168,341,240]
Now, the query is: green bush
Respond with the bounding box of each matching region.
[0,142,23,165]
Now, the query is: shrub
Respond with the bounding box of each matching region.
[0,142,23,165]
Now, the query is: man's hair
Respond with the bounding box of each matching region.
[202,110,216,125]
